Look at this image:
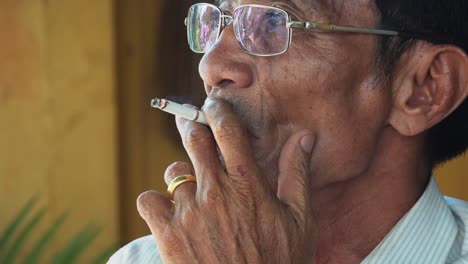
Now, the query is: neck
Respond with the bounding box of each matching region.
[312,127,431,264]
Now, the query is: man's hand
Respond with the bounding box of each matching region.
[136,98,318,263]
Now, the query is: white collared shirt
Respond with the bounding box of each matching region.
[108,177,468,263]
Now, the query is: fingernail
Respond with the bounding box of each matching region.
[300,134,315,153]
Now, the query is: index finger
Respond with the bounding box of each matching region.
[202,98,269,192]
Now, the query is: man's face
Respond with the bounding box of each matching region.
[199,0,393,191]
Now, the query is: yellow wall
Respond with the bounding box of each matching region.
[436,156,468,200]
[0,0,118,262]
[114,0,191,243]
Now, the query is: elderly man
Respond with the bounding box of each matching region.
[109,0,468,263]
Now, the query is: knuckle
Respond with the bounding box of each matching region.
[212,116,245,140]
[203,99,245,140]
[177,206,199,228]
[165,162,192,181]
[136,191,155,208]
[136,191,158,217]
[203,98,229,114]
[202,98,219,113]
[183,126,212,149]
[229,183,255,208]
[198,184,225,207]
[166,161,191,171]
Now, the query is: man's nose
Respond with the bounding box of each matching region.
[198,26,254,95]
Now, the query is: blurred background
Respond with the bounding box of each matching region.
[0,0,466,263]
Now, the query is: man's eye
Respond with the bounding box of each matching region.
[265,10,284,26]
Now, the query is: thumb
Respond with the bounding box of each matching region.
[277,130,315,220]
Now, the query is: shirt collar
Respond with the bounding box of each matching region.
[362,177,458,264]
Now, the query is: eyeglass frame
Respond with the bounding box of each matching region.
[184,3,401,57]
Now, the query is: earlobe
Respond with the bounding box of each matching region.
[388,44,468,137]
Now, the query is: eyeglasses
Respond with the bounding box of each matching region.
[185,3,400,57]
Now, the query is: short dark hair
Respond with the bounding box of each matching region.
[375,0,468,167]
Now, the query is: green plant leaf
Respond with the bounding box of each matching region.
[51,224,100,264]
[2,207,47,264]
[22,212,68,264]
[0,195,38,255]
[1,197,112,264]
[90,245,117,264]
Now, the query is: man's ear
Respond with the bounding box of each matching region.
[388,43,468,136]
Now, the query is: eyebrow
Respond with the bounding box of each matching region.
[283,0,304,11]
[279,0,310,18]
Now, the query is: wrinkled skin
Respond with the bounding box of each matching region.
[199,0,390,190]
[136,0,468,263]
[138,102,318,263]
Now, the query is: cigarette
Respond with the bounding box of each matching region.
[150,97,208,125]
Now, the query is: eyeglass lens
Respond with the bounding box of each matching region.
[187,4,290,55]
[187,4,222,53]
[233,6,289,55]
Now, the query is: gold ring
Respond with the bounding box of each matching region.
[167,175,197,201]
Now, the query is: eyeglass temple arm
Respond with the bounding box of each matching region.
[288,21,399,37]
